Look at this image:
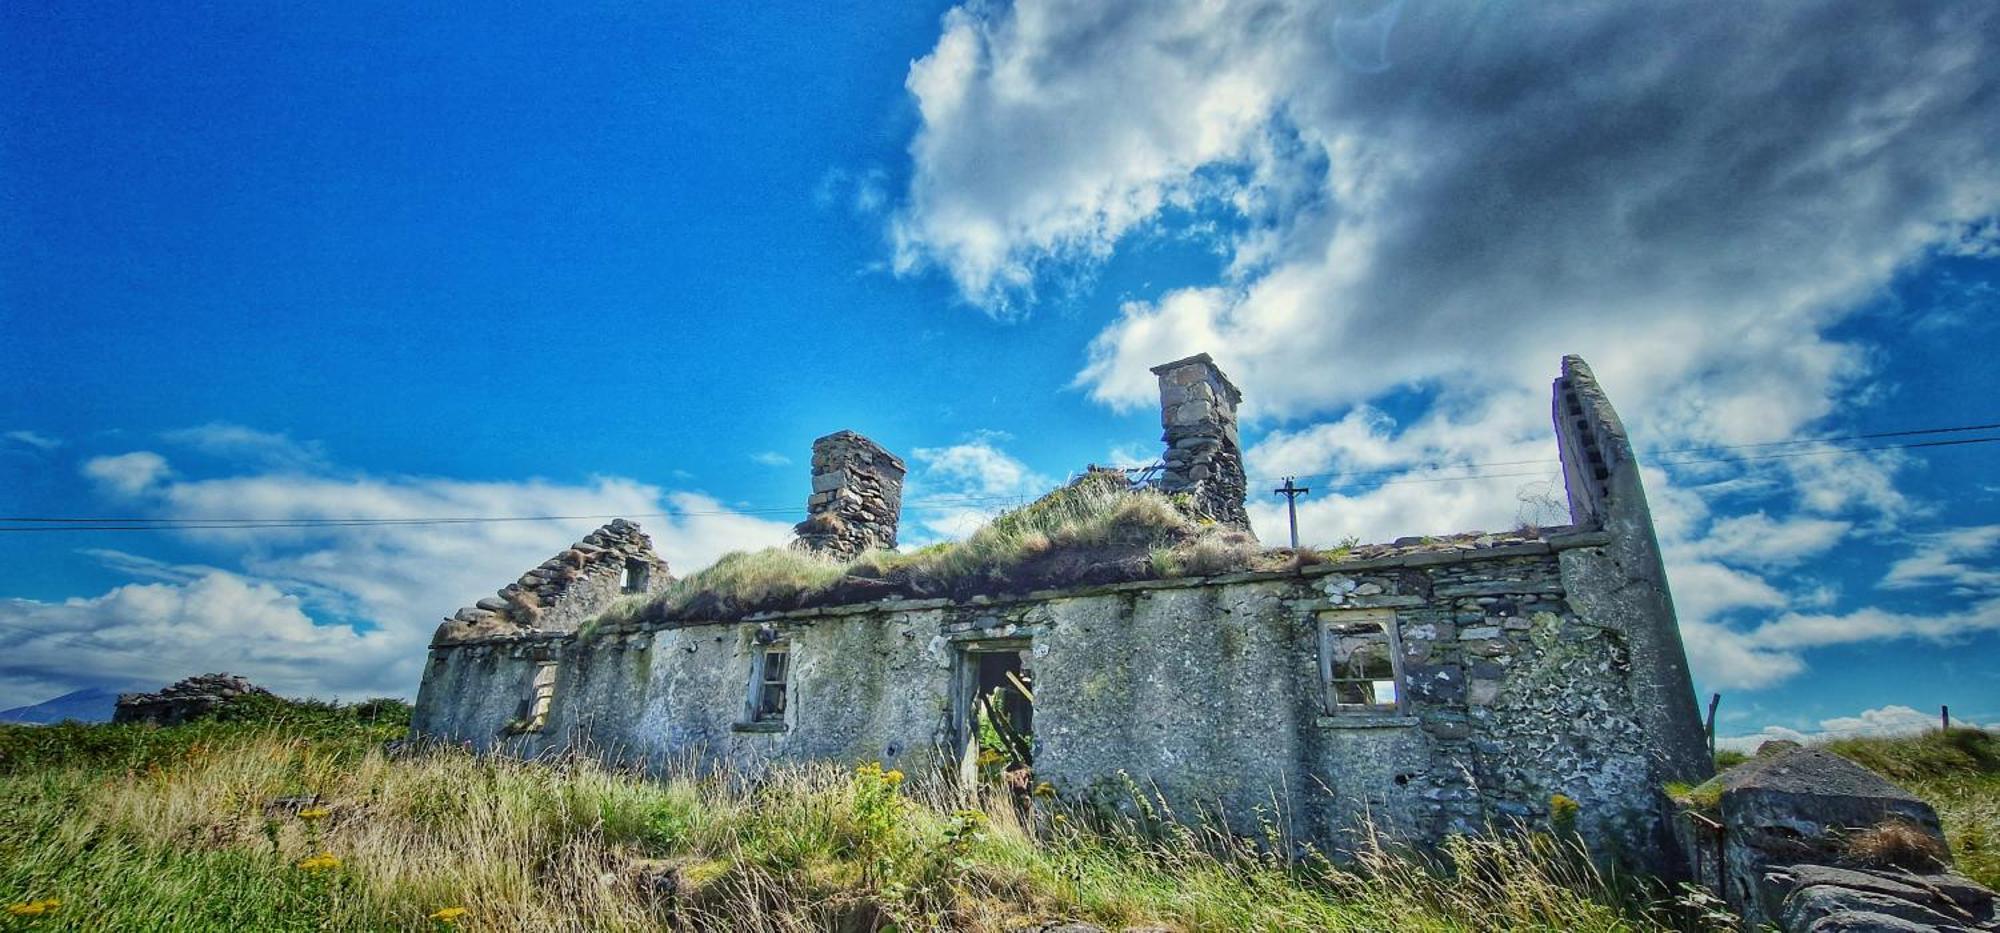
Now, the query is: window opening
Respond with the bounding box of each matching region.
[1321,611,1403,715]
[621,558,650,593]
[751,644,789,723]
[514,661,558,732]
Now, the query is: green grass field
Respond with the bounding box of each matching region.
[0,700,1991,931]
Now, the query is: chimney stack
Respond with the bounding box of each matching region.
[793,430,906,561]
[1151,353,1251,530]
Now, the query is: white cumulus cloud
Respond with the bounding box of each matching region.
[82,451,172,497]
[14,448,796,707]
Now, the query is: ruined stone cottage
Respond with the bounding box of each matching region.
[411,353,1711,869]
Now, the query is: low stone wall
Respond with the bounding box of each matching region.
[413,529,1691,869]
[114,673,272,726]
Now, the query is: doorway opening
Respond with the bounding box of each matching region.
[951,641,1035,789]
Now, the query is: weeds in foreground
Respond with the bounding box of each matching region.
[0,716,1702,932]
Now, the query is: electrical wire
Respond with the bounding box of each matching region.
[2,424,1994,533]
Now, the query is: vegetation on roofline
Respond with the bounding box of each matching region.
[602,471,1321,626]
[0,699,1727,931]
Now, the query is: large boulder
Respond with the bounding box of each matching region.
[113,673,273,726]
[1689,746,1998,931]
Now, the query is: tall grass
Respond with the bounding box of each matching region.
[0,714,1704,932]
[1820,728,2000,888]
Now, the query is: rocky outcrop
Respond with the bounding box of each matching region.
[113,673,272,726]
[793,431,905,561]
[1677,744,1997,931]
[1766,863,1994,932]
[434,519,669,644]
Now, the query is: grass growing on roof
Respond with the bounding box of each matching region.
[619,471,1293,624]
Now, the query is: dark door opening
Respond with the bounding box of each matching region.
[951,642,1035,787]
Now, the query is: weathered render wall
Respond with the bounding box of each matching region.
[412,353,1705,873]
[412,531,1680,867]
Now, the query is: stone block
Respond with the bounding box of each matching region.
[1405,664,1464,704]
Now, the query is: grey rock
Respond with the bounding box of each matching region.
[1784,885,1965,930]
[1804,909,1955,933]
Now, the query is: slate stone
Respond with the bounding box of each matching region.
[1783,884,1965,931]
[1804,909,1953,933]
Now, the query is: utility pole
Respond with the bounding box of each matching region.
[1273,476,1310,550]
[1705,693,1721,761]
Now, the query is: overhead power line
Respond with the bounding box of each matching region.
[2,423,1994,534]
[1242,422,2000,487]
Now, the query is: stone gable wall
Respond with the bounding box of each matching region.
[433,519,670,644]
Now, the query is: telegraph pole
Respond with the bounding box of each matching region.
[1273,476,1310,550]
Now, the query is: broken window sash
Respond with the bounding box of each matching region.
[1319,611,1404,715]
[752,645,789,722]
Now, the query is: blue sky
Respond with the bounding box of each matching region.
[2,2,1997,745]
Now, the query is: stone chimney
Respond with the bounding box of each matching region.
[1151,353,1251,530]
[793,430,906,560]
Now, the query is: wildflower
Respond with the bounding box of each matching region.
[1549,793,1581,834]
[6,898,62,917]
[1033,781,1056,798]
[882,769,905,787]
[297,852,342,872]
[298,808,331,822]
[429,906,469,924]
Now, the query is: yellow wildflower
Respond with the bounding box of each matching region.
[297,852,342,872]
[882,769,905,787]
[429,906,469,924]
[6,898,62,917]
[1549,793,1580,818]
[1032,781,1056,798]
[297,808,331,822]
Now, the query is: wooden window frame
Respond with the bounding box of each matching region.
[1317,608,1407,716]
[746,642,790,725]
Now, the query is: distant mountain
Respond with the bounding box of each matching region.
[0,687,127,724]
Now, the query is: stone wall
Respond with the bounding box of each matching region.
[411,353,1705,875]
[1553,356,1711,786]
[114,673,272,726]
[412,529,1688,870]
[1150,353,1251,530]
[793,430,906,561]
[432,519,671,644]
